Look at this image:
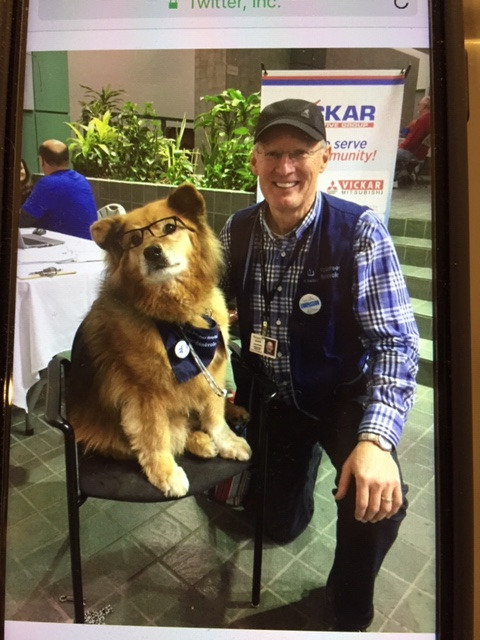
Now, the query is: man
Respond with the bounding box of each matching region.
[22,139,98,239]
[220,99,419,631]
[395,95,431,184]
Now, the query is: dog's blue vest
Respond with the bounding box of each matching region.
[228,192,369,412]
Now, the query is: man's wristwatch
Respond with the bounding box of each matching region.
[358,433,393,452]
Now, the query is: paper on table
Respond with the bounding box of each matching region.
[17,243,105,265]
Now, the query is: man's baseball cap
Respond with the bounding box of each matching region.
[254,99,326,143]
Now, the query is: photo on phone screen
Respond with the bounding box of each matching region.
[1,1,470,638]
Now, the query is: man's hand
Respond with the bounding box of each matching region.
[335,441,402,523]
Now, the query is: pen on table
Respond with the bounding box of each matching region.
[19,267,77,280]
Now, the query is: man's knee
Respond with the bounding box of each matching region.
[264,504,314,544]
[264,443,323,544]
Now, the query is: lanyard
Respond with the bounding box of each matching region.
[258,216,310,335]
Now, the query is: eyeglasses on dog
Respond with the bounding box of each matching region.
[121,216,195,250]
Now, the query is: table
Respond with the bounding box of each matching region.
[13,230,106,411]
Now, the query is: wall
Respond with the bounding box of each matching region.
[22,51,70,173]
[193,48,290,149]
[87,178,255,236]
[65,47,426,126]
[325,48,421,129]
[68,49,196,123]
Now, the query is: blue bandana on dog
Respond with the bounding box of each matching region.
[156,316,220,383]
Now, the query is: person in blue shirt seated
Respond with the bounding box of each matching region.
[219,99,419,633]
[21,139,98,240]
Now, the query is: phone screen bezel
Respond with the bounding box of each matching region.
[0,1,474,638]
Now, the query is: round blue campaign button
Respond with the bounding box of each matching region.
[299,293,321,315]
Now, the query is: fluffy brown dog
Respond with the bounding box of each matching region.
[66,183,251,497]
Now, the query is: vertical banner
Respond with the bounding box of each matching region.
[260,70,405,224]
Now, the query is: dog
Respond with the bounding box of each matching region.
[66,183,251,498]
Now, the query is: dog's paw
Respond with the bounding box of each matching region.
[186,430,218,458]
[160,465,189,498]
[225,401,250,426]
[217,435,252,462]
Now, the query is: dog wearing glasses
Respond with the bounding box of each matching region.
[66,183,251,498]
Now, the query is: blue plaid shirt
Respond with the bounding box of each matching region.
[220,195,419,447]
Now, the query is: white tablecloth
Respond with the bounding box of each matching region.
[13,230,106,410]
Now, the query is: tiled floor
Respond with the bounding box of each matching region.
[5,384,435,633]
[5,181,436,632]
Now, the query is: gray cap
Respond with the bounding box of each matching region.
[254,99,326,142]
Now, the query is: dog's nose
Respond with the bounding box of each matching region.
[144,244,169,268]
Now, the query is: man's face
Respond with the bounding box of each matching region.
[251,125,331,220]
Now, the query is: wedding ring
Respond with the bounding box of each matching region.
[381,496,393,503]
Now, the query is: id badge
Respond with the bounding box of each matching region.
[249,333,278,359]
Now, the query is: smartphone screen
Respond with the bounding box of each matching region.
[1,0,471,638]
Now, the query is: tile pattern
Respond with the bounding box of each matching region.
[6,383,435,632]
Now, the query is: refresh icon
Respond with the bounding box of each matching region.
[394,0,409,8]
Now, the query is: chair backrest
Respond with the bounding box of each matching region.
[97,203,126,219]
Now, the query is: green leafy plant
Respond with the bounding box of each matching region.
[194,88,260,191]
[160,116,201,186]
[112,101,167,182]
[78,84,126,125]
[67,85,260,191]
[66,111,121,178]
[67,90,186,183]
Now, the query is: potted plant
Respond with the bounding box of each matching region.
[66,85,260,190]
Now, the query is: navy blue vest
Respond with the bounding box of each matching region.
[229,192,369,413]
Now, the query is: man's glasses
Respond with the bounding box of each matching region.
[121,216,195,250]
[255,146,323,166]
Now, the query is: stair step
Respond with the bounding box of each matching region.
[418,337,434,387]
[393,236,431,249]
[388,216,433,386]
[419,337,433,362]
[392,235,432,269]
[389,216,432,240]
[401,265,433,301]
[411,297,433,340]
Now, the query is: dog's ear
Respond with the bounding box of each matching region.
[167,183,206,223]
[90,216,125,259]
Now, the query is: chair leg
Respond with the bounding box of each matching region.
[24,412,35,437]
[68,503,86,624]
[25,378,47,435]
[64,440,86,623]
[251,395,271,607]
[251,435,267,606]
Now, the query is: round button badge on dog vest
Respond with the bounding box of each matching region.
[175,340,190,358]
[299,293,321,315]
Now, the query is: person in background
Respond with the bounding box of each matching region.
[19,159,33,204]
[19,159,37,227]
[220,99,419,632]
[21,140,98,239]
[395,95,431,185]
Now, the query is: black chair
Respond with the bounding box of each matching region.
[25,376,47,435]
[44,352,276,624]
[24,350,71,435]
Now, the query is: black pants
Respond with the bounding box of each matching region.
[249,399,408,630]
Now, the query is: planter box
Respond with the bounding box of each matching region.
[87,177,257,235]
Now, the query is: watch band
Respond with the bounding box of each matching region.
[358,432,393,452]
